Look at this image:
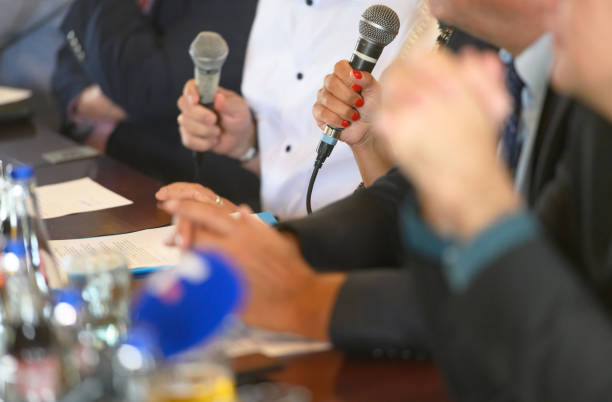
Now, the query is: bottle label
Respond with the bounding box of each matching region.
[17,357,61,399]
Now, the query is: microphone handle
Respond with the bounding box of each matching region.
[193,101,215,182]
[350,38,385,72]
[317,39,384,159]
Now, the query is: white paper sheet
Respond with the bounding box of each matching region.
[0,86,31,106]
[225,321,331,358]
[50,226,180,272]
[36,177,133,219]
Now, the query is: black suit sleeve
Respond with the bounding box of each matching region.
[277,169,429,353]
[415,103,612,401]
[51,42,92,115]
[444,236,612,402]
[58,0,254,122]
[59,0,184,121]
[329,268,430,357]
[277,169,413,270]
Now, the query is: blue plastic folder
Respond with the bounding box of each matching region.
[256,211,278,225]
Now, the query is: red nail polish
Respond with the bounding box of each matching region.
[352,70,363,79]
[352,84,362,92]
[354,98,364,107]
[351,111,360,121]
[341,120,350,128]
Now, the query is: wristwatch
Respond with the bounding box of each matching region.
[238,144,258,162]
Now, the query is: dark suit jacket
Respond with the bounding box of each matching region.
[52,0,261,208]
[53,0,257,121]
[280,83,612,379]
[413,102,612,402]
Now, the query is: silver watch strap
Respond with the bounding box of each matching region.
[238,145,257,162]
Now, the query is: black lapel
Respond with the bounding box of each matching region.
[527,89,574,205]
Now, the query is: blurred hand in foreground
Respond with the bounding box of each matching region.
[161,200,343,340]
[376,49,521,239]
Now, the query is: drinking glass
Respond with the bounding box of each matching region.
[63,251,131,348]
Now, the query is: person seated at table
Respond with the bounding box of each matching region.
[169,0,424,219]
[158,0,612,361]
[374,0,612,399]
[52,0,262,208]
[56,0,423,220]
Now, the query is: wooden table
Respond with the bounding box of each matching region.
[0,120,452,402]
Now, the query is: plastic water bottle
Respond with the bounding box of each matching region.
[1,240,64,402]
[7,165,67,291]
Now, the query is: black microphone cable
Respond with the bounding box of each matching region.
[306,127,337,214]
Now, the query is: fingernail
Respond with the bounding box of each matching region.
[352,84,362,92]
[188,95,194,104]
[354,98,364,107]
[352,70,363,80]
[351,111,360,121]
[341,120,350,128]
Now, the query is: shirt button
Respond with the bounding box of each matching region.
[296,72,303,80]
[306,0,313,5]
[285,145,292,153]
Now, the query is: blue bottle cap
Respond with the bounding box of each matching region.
[10,165,34,181]
[53,287,84,310]
[3,240,26,257]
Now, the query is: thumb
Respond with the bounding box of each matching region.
[185,79,200,105]
[213,90,226,114]
[215,88,245,116]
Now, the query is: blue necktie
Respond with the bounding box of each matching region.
[501,58,525,174]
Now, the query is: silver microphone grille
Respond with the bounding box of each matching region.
[359,5,400,46]
[189,31,229,69]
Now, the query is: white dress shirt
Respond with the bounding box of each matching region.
[242,0,423,220]
[514,34,553,194]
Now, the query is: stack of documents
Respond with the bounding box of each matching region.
[39,177,176,274]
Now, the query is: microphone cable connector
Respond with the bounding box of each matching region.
[306,126,342,214]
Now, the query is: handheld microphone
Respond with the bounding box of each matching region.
[307,5,400,214]
[189,32,229,179]
[189,31,229,108]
